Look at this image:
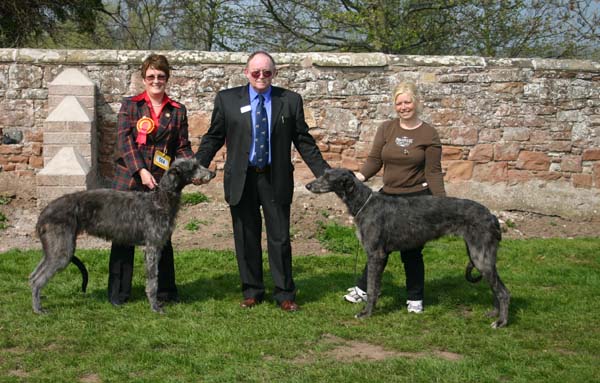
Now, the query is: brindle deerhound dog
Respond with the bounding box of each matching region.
[306,168,510,328]
[30,158,214,314]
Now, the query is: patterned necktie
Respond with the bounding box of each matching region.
[254,94,269,167]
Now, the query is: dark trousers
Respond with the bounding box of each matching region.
[108,239,177,302]
[355,188,431,301]
[229,169,295,304]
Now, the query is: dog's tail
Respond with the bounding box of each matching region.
[465,243,482,283]
[71,256,88,293]
[465,260,482,283]
[493,214,502,242]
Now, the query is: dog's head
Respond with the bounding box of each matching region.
[306,168,358,195]
[160,158,215,192]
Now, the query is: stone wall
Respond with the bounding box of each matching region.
[0,49,599,218]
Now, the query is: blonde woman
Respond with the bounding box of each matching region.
[344,82,445,313]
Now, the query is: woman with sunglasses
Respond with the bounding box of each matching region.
[108,54,194,306]
[195,51,330,312]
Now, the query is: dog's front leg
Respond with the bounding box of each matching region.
[144,246,164,313]
[356,250,386,319]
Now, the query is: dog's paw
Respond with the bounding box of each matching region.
[32,308,48,315]
[151,305,165,314]
[491,319,508,329]
[354,310,371,319]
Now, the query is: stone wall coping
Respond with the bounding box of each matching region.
[1,49,598,71]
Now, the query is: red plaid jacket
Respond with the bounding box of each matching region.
[112,93,193,191]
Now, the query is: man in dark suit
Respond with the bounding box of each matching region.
[195,51,329,311]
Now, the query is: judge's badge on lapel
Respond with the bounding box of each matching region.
[153,150,171,170]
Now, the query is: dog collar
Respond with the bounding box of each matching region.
[354,192,373,219]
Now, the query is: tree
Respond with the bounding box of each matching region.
[255,0,599,58]
[550,0,600,58]
[99,0,170,50]
[446,1,558,57]
[164,0,245,51]
[0,0,105,48]
[253,0,465,53]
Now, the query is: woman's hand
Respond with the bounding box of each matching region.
[354,172,366,182]
[139,168,158,189]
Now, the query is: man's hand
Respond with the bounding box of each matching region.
[354,172,366,182]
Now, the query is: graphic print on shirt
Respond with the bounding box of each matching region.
[395,136,413,155]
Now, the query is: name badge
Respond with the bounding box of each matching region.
[153,150,171,170]
[240,105,251,114]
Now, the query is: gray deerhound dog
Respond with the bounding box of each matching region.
[306,168,510,328]
[30,158,214,314]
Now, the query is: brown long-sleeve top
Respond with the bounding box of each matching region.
[360,118,446,197]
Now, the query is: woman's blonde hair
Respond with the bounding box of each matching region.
[392,81,423,114]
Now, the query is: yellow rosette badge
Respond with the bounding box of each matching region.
[136,116,155,145]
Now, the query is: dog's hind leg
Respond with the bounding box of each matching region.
[483,266,510,328]
[144,246,164,313]
[30,231,75,314]
[467,242,510,328]
[356,249,387,319]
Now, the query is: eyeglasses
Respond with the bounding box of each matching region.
[249,70,273,79]
[144,74,167,82]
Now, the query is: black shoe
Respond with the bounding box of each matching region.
[110,297,126,307]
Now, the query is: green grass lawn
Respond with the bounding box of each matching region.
[1,232,599,382]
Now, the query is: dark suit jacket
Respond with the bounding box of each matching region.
[196,85,329,206]
[113,93,193,191]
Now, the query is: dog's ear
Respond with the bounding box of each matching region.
[342,171,355,192]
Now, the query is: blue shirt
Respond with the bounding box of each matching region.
[248,86,272,166]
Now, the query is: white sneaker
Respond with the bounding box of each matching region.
[343,286,367,303]
[407,300,423,313]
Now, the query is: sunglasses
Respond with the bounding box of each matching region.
[249,70,273,79]
[145,74,167,82]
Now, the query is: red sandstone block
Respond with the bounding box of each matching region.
[0,146,23,155]
[560,155,582,172]
[593,163,600,188]
[317,142,329,152]
[341,157,360,171]
[444,160,474,181]
[329,144,343,153]
[493,143,520,161]
[583,148,600,161]
[530,130,551,144]
[29,156,44,169]
[479,128,502,143]
[188,112,210,137]
[468,144,493,162]
[442,146,463,160]
[516,151,550,171]
[322,152,341,161]
[472,162,507,183]
[572,174,592,189]
[535,172,563,181]
[548,141,572,152]
[9,155,28,164]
